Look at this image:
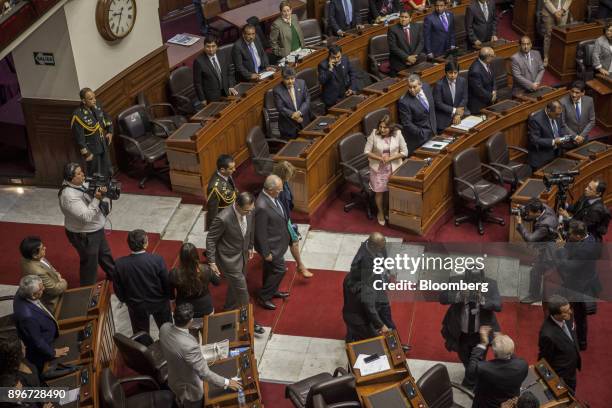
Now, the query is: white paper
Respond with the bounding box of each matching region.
[353,354,391,376]
[258,71,275,80]
[59,388,80,406]
[422,140,450,150]
[167,34,200,46]
[450,115,485,131]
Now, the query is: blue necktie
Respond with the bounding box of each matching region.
[248,43,259,73]
[440,13,449,31]
[575,102,581,121]
[418,93,429,112]
[562,322,573,341]
[342,0,352,25]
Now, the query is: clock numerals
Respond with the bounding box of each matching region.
[104,0,136,38]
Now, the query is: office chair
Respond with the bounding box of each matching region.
[362,107,391,136]
[338,132,374,219]
[246,126,287,177]
[296,67,326,116]
[286,368,360,408]
[491,57,512,101]
[576,39,596,82]
[485,132,532,193]
[113,332,168,386]
[368,34,390,79]
[99,368,174,408]
[168,66,205,115]
[416,363,474,408]
[264,88,282,139]
[299,19,326,47]
[136,91,186,136]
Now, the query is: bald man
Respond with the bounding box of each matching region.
[468,47,497,114]
[254,175,291,310]
[527,101,572,169]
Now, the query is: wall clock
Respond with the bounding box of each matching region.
[96,0,137,41]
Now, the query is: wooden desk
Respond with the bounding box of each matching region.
[44,321,96,372]
[166,34,204,70]
[565,140,610,160]
[360,378,428,408]
[519,359,585,407]
[512,0,537,39]
[202,305,254,349]
[47,365,94,408]
[54,281,107,327]
[204,352,261,407]
[549,22,603,82]
[218,0,305,28]
[587,74,612,131]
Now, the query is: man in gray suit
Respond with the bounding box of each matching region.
[255,175,291,310]
[560,80,594,143]
[593,23,612,77]
[511,36,545,96]
[159,303,240,408]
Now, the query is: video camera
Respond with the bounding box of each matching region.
[543,170,579,190]
[85,174,121,201]
[510,204,527,218]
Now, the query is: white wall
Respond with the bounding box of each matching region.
[11,7,80,100]
[64,0,163,91]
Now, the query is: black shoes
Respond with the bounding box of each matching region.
[258,298,277,310]
[273,291,290,299]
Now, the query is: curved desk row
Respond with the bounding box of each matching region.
[164,1,508,198]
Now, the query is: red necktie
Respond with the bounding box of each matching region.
[405,27,411,45]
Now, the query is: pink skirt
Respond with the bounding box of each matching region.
[369,162,392,192]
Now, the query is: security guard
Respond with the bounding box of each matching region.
[205,154,237,230]
[71,88,113,177]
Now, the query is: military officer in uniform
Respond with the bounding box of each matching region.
[71,88,114,177]
[205,154,237,230]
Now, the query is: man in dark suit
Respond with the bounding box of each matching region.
[193,36,237,103]
[113,229,172,335]
[434,60,469,132]
[368,0,401,22]
[538,295,582,392]
[465,0,498,50]
[232,24,274,82]
[559,80,595,142]
[206,154,237,230]
[468,46,497,114]
[398,73,437,154]
[440,269,502,388]
[13,275,69,372]
[423,0,456,58]
[273,66,311,139]
[318,45,358,108]
[388,10,425,76]
[527,101,572,169]
[328,0,363,36]
[466,327,528,408]
[560,180,611,242]
[254,175,291,310]
[554,220,602,351]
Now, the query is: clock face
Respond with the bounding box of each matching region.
[96,0,137,41]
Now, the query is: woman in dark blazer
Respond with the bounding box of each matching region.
[272,161,313,278]
[170,243,220,317]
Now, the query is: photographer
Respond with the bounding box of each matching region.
[58,162,115,286]
[554,220,602,351]
[559,180,610,242]
[440,268,501,389]
[515,198,558,303]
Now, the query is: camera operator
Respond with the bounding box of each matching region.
[440,268,501,389]
[554,220,602,351]
[515,198,558,304]
[559,180,610,242]
[58,162,115,286]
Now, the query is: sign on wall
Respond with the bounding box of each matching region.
[33,52,55,65]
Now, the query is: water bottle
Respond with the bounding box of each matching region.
[237,389,247,407]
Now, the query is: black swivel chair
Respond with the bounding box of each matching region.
[117,105,169,189]
[491,57,512,101]
[264,88,282,139]
[113,332,168,386]
[416,364,474,408]
[485,132,532,193]
[296,67,326,116]
[285,368,360,408]
[338,132,374,219]
[299,19,326,47]
[452,147,507,235]
[348,57,379,91]
[99,368,175,408]
[168,66,205,115]
[368,34,390,80]
[576,39,596,82]
[362,107,391,136]
[217,43,237,84]
[246,126,287,177]
[136,91,187,136]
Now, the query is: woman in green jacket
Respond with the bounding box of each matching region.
[269,0,305,58]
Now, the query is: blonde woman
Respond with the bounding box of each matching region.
[364,115,408,225]
[269,1,305,59]
[272,161,313,278]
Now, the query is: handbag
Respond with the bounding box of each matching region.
[201,339,229,363]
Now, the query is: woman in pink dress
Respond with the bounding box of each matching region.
[364,115,408,225]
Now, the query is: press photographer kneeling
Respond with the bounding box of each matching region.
[513,198,558,304]
[58,162,116,286]
[558,179,610,242]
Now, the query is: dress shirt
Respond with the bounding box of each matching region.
[27,298,57,324]
[524,51,532,68]
[233,203,247,237]
[439,12,449,30]
[40,258,52,269]
[248,42,261,73]
[288,86,298,111]
[59,181,106,233]
[263,191,285,217]
[417,90,429,111]
[551,316,574,341]
[448,79,457,114]
[480,1,489,20]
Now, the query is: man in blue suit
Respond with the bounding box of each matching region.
[527,101,572,169]
[318,45,358,108]
[423,0,456,58]
[398,73,437,154]
[273,66,312,139]
[434,60,469,132]
[328,0,364,36]
[468,46,497,114]
[13,275,69,372]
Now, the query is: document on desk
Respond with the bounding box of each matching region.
[258,71,275,80]
[59,388,80,406]
[450,115,485,131]
[167,34,200,46]
[354,354,391,376]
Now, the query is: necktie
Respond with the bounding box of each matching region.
[249,43,259,73]
[575,102,581,121]
[342,0,352,25]
[275,199,285,217]
[289,86,298,111]
[551,120,559,137]
[440,13,449,31]
[482,2,489,20]
[417,92,429,112]
[449,81,456,103]
[562,321,573,341]
[404,27,411,45]
[211,56,222,80]
[239,215,247,237]
[526,52,531,69]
